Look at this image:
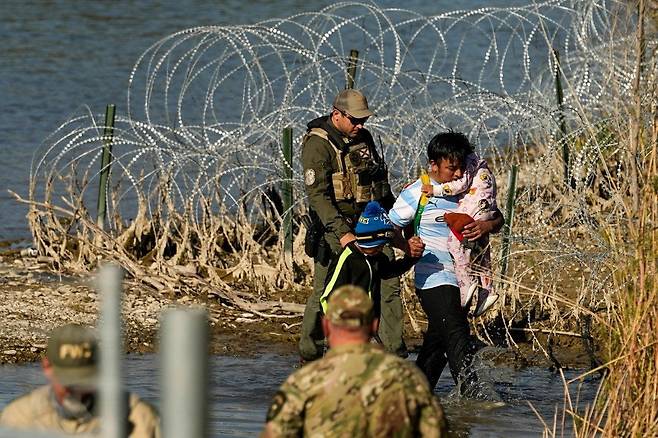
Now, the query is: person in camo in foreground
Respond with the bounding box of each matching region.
[388,131,504,395]
[261,285,447,437]
[0,324,160,437]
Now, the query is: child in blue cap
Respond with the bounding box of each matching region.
[319,201,421,319]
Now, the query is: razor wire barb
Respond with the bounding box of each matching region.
[26,0,655,309]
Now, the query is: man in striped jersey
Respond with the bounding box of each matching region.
[388,132,504,394]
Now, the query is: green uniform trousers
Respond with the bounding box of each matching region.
[299,244,405,361]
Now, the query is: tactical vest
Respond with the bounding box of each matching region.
[305,127,391,204]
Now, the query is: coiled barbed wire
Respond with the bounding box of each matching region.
[32,1,635,216]
[27,0,650,302]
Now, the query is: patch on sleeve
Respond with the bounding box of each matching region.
[266,391,287,421]
[304,169,316,186]
[442,184,452,195]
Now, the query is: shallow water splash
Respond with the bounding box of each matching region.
[0,353,598,437]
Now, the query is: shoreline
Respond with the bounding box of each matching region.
[0,249,594,371]
[0,251,303,365]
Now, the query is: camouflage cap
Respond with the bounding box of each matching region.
[326,285,373,328]
[46,324,98,388]
[332,89,375,119]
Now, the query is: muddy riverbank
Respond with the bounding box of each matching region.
[0,249,302,364]
[0,248,596,371]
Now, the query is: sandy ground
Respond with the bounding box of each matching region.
[0,249,595,370]
[0,250,303,364]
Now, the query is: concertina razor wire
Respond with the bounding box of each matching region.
[27,0,652,274]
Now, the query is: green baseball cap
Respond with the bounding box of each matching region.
[333,89,375,119]
[326,285,374,328]
[46,324,98,388]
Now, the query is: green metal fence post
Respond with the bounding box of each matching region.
[282,127,293,258]
[500,164,518,280]
[346,49,359,89]
[553,49,570,187]
[97,104,116,230]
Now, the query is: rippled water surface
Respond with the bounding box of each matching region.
[0,2,596,435]
[2,0,536,242]
[0,353,598,437]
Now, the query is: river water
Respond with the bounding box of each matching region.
[1,2,597,436]
[0,352,598,437]
[1,0,544,243]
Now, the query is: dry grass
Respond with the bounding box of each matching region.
[11,2,658,432]
[594,107,658,437]
[529,12,657,434]
[532,108,657,437]
[12,182,312,317]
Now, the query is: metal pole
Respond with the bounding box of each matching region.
[161,308,209,438]
[98,264,126,438]
[500,165,518,279]
[553,50,570,187]
[97,104,116,230]
[282,127,293,260]
[346,49,359,89]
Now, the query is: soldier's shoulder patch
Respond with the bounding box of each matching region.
[266,390,287,421]
[304,169,316,186]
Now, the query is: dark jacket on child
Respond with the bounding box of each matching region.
[320,243,417,317]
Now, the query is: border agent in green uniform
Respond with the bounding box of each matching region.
[300,89,421,361]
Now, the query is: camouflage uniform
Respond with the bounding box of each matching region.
[300,91,404,360]
[0,386,161,438]
[0,324,160,437]
[264,343,445,437]
[265,285,447,437]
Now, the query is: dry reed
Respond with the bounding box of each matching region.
[13,5,658,427]
[532,1,658,434]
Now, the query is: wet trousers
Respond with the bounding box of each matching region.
[415,284,478,392]
[298,244,404,361]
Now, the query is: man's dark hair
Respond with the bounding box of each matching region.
[426,131,474,165]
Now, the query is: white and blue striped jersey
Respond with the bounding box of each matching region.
[388,178,459,290]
